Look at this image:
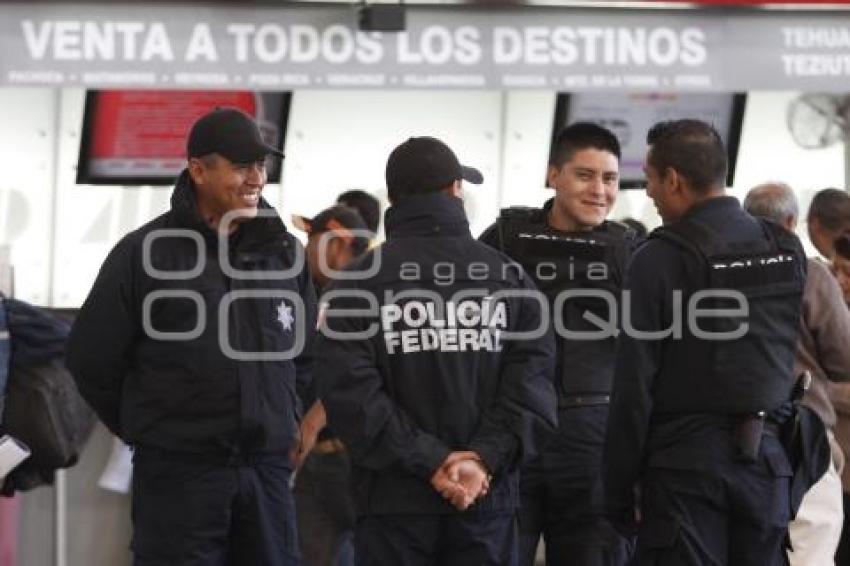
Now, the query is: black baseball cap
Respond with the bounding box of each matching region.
[187,107,284,163]
[385,136,483,202]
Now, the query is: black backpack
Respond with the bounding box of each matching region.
[0,299,95,494]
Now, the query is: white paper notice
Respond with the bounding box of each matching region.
[0,435,30,480]
[97,438,133,494]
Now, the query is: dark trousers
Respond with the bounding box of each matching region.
[519,406,631,566]
[295,449,356,566]
[355,512,517,566]
[131,449,301,566]
[636,434,791,566]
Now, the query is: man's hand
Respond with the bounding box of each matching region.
[446,459,490,509]
[431,465,467,506]
[430,451,491,511]
[291,401,327,470]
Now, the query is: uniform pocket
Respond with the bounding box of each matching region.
[637,520,697,566]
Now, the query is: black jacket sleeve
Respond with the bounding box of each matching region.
[66,235,141,438]
[478,221,501,250]
[603,240,682,530]
[316,283,452,479]
[291,237,318,416]
[470,279,557,475]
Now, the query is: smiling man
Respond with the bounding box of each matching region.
[68,108,317,566]
[480,122,638,566]
[186,108,272,226]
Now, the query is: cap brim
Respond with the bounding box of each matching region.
[263,144,285,159]
[291,215,312,233]
[224,143,284,163]
[461,165,483,185]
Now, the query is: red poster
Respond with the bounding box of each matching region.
[79,90,287,184]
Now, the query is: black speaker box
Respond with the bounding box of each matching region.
[358,5,406,32]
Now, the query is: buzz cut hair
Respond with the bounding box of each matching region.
[646,119,727,194]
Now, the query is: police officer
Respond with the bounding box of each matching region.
[480,122,636,566]
[314,136,557,566]
[604,119,806,565]
[291,205,371,566]
[67,108,317,565]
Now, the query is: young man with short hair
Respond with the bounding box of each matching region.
[481,122,636,566]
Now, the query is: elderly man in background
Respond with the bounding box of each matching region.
[744,182,850,566]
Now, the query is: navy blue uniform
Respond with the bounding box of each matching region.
[316,193,557,566]
[604,197,806,565]
[296,283,356,566]
[481,199,637,566]
[68,170,317,566]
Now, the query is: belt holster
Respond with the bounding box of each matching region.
[734,412,765,462]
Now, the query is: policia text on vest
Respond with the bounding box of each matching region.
[381,298,507,354]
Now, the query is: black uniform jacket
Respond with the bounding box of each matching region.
[67,169,317,458]
[315,192,557,515]
[604,196,803,522]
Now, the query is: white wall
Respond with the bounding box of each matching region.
[0,88,58,305]
[497,90,557,210]
[281,89,505,237]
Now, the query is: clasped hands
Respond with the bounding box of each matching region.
[430,451,491,511]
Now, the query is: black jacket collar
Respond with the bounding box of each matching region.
[384,192,471,239]
[170,168,289,252]
[682,195,740,223]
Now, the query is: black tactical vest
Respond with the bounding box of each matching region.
[496,206,635,399]
[650,217,806,414]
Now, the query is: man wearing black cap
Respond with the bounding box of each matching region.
[290,205,370,566]
[314,136,557,565]
[67,107,316,566]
